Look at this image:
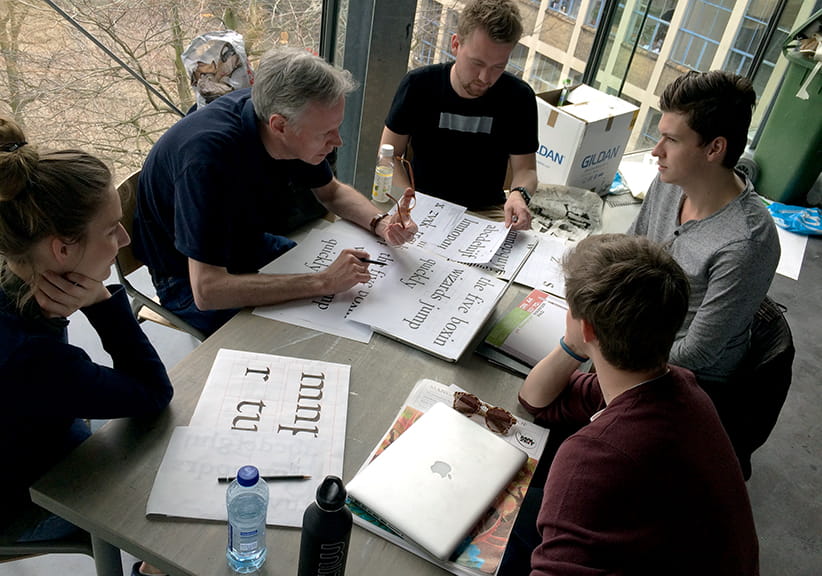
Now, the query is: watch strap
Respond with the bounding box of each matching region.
[370,212,390,235]
[511,186,531,205]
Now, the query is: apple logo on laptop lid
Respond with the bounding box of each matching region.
[430,460,452,479]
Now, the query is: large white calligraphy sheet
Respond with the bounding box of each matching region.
[344,242,508,362]
[147,349,349,527]
[254,218,522,361]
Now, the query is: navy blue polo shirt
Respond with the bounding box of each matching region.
[133,88,333,280]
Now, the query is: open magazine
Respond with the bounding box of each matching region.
[348,379,549,576]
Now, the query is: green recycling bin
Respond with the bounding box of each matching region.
[754,10,822,206]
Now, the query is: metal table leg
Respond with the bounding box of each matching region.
[91,534,123,576]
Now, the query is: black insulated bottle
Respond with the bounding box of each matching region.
[298,475,352,576]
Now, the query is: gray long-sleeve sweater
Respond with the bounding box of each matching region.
[628,173,780,381]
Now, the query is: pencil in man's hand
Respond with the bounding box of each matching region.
[358,258,387,266]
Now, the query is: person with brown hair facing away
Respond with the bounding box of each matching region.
[517,234,759,575]
[0,117,172,576]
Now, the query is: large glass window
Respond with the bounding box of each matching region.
[627,1,676,54]
[507,43,529,78]
[529,52,562,92]
[725,0,794,102]
[671,0,734,70]
[403,0,816,156]
[586,0,607,28]
[547,0,582,19]
[638,107,662,149]
[413,0,444,66]
[439,8,460,63]
[7,0,813,186]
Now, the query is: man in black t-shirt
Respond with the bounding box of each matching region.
[381,0,538,228]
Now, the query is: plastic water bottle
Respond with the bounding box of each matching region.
[557,78,572,106]
[226,465,269,573]
[372,143,394,203]
[298,476,352,576]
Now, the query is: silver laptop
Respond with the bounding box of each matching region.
[346,401,527,560]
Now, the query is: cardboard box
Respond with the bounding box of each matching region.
[536,84,639,196]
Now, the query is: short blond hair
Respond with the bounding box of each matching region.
[458,0,523,44]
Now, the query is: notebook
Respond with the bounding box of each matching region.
[346,401,527,560]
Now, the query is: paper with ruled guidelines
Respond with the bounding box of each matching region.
[146,348,349,527]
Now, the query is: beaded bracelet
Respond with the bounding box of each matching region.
[559,336,588,362]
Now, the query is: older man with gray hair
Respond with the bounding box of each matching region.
[134,47,417,337]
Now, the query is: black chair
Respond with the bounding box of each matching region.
[0,505,95,568]
[702,296,795,480]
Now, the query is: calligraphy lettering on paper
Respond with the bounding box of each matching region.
[430,268,463,302]
[304,238,338,272]
[435,217,472,251]
[277,371,326,438]
[416,201,446,237]
[400,257,436,288]
[403,298,437,330]
[230,365,272,432]
[458,223,497,260]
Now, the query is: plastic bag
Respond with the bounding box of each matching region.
[181,30,254,110]
[767,202,822,236]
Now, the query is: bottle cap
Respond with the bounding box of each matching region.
[316,475,347,511]
[236,465,260,487]
[379,144,394,157]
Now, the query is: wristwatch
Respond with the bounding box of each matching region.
[370,212,390,235]
[511,186,531,206]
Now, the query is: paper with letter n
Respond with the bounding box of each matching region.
[147,348,349,527]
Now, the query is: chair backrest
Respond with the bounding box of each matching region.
[114,171,206,341]
[0,505,93,563]
[116,171,143,277]
[703,296,795,480]
[742,296,795,451]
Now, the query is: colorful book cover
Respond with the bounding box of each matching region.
[483,289,568,368]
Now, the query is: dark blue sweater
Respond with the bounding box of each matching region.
[0,281,173,525]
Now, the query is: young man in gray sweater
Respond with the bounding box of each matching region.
[628,70,779,384]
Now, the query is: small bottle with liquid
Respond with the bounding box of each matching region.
[372,144,395,203]
[557,78,572,106]
[226,465,268,573]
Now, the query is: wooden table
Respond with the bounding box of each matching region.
[31,288,529,576]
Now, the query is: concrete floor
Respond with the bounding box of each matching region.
[1,230,820,576]
[745,234,822,576]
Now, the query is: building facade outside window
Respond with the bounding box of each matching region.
[407,0,819,155]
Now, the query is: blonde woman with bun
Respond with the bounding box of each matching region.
[0,117,173,569]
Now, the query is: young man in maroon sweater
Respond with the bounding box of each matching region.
[518,234,759,575]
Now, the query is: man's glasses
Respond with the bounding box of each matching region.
[453,392,517,435]
[387,155,416,228]
[395,155,415,193]
[386,191,416,228]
